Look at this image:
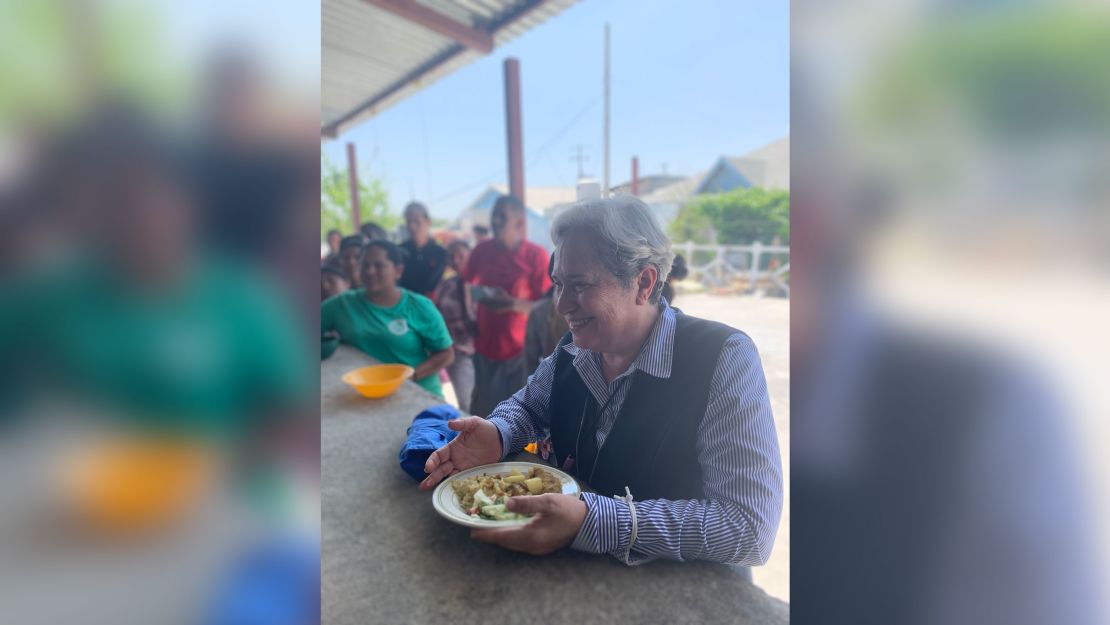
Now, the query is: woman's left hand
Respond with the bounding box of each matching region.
[470,493,587,555]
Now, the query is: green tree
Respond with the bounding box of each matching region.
[668,187,789,245]
[321,155,396,239]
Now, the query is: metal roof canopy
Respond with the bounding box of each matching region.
[322,0,577,139]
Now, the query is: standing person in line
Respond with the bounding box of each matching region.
[433,240,478,413]
[337,235,364,289]
[471,224,491,246]
[323,228,342,264]
[463,195,550,416]
[321,261,350,301]
[524,254,569,376]
[399,201,448,299]
[660,253,688,305]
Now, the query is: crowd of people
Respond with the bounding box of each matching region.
[322,196,553,413]
[321,196,689,415]
[322,194,779,567]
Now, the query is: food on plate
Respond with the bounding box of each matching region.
[450,466,562,521]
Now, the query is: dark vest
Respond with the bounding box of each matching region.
[549,311,740,500]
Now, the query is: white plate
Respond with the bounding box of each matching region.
[432,462,580,529]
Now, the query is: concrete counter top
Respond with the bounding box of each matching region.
[322,345,788,625]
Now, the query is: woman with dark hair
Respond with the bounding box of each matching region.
[661,253,688,304]
[399,201,447,297]
[360,222,389,243]
[338,235,365,289]
[323,228,343,264]
[432,240,478,412]
[321,240,454,396]
[523,253,569,376]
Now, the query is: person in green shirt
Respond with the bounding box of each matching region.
[321,240,454,396]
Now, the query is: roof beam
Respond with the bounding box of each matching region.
[362,0,494,53]
[322,43,467,138]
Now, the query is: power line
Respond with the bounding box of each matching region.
[430,95,600,207]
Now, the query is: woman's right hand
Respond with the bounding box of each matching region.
[418,417,503,491]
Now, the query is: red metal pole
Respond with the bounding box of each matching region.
[504,58,525,213]
[631,156,640,196]
[346,142,362,230]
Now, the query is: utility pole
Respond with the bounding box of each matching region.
[504,58,525,209]
[603,23,610,198]
[347,142,362,229]
[570,144,589,179]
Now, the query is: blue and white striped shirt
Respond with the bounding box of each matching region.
[487,301,783,566]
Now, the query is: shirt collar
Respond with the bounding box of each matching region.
[560,298,676,380]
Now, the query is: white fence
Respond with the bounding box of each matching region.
[674,241,790,297]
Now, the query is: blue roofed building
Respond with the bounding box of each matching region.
[693,137,790,194]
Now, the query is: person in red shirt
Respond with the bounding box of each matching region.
[463,194,551,416]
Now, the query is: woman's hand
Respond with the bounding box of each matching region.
[418,417,502,490]
[470,494,587,555]
[413,346,453,381]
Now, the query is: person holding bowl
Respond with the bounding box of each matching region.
[419,196,782,567]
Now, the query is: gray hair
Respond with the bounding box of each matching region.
[550,195,674,303]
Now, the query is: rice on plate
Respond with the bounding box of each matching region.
[450,466,562,521]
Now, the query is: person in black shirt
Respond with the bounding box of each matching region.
[661,253,688,304]
[399,201,447,297]
[338,235,364,289]
[360,222,388,243]
[323,228,342,265]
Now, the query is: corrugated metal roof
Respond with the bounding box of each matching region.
[322,0,578,138]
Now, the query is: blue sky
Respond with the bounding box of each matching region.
[323,0,789,221]
[159,0,320,90]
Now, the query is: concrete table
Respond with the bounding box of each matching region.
[322,345,788,625]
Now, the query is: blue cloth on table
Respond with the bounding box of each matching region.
[398,404,461,481]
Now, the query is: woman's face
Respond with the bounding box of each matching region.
[405,212,429,243]
[360,246,402,296]
[340,246,362,286]
[449,245,469,272]
[491,205,524,245]
[552,233,639,354]
[321,272,349,300]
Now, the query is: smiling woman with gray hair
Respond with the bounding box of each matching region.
[420,196,782,569]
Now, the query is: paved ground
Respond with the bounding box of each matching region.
[676,293,790,603]
[442,292,790,602]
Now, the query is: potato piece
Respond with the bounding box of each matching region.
[524,477,543,494]
[509,468,523,477]
[503,474,526,484]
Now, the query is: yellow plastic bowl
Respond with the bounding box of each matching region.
[342,364,414,398]
[60,439,213,535]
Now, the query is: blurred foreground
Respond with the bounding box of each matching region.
[0,2,319,624]
[793,2,1108,624]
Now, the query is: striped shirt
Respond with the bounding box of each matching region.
[487,301,783,566]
